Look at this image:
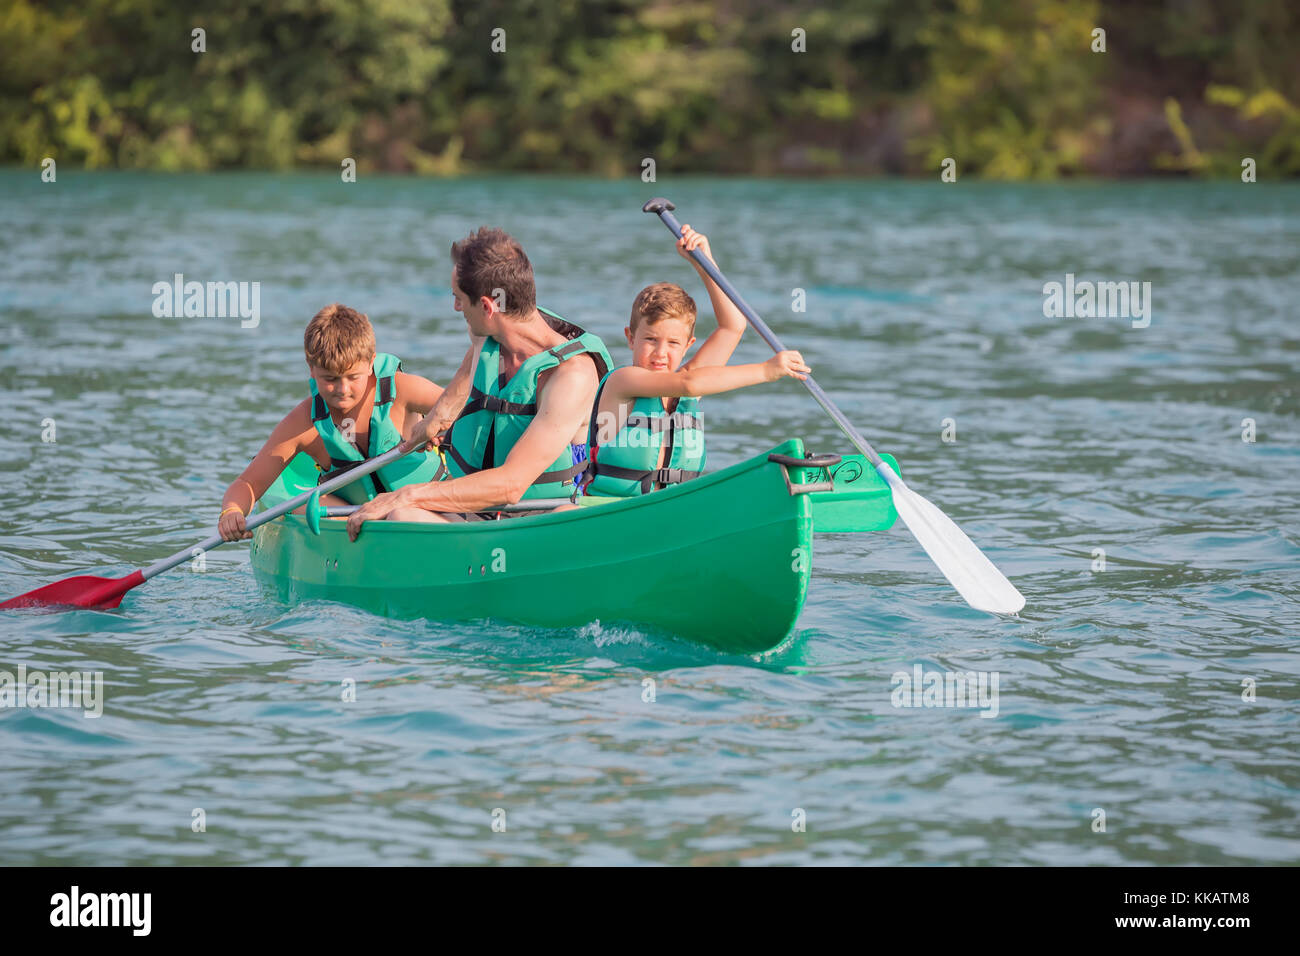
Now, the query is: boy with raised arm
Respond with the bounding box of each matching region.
[584,226,809,496]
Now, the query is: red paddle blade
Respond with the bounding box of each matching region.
[0,570,145,610]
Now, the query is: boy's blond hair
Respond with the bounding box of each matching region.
[303,304,376,372]
[630,282,697,335]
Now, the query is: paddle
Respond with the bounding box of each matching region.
[643,197,1025,614]
[0,443,421,610]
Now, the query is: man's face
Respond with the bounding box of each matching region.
[452,267,491,337]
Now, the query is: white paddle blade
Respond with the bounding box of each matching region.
[886,478,1025,615]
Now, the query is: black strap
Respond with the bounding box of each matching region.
[377,373,394,406]
[537,311,610,379]
[595,459,655,495]
[321,451,447,490]
[447,433,581,487]
[484,394,537,415]
[530,456,587,487]
[658,403,677,490]
[446,320,607,483]
[546,340,587,363]
[652,467,702,484]
[320,456,383,495]
[460,386,538,417]
[444,438,480,477]
[587,388,704,492]
[322,456,380,478]
[311,394,330,422]
[586,460,702,493]
[483,423,496,472]
[587,372,611,450]
[624,412,702,432]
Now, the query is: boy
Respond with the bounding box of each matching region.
[584,226,810,496]
[216,303,451,541]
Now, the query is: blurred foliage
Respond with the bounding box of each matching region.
[1,0,1296,177]
[914,0,1106,179]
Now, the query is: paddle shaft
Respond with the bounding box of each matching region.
[139,444,414,580]
[645,203,886,471]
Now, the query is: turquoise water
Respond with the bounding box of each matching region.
[1,172,1297,864]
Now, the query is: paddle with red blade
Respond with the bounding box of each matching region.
[1,443,417,610]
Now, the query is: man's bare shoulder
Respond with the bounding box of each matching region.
[538,351,600,397]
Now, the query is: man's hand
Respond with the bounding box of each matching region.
[423,411,458,447]
[400,336,480,452]
[346,491,402,541]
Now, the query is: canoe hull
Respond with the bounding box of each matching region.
[251,439,832,653]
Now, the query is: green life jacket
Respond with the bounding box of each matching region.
[444,308,612,499]
[584,368,706,496]
[309,352,447,505]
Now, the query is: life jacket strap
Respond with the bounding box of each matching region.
[320,453,447,489]
[444,439,480,477]
[531,458,587,487]
[624,412,703,432]
[585,460,702,493]
[461,386,538,417]
[312,361,395,418]
[445,440,584,488]
[546,340,587,362]
[653,467,702,484]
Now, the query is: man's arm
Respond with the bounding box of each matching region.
[401,336,484,448]
[347,355,599,537]
[399,357,596,508]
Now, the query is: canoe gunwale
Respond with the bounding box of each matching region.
[258,438,810,537]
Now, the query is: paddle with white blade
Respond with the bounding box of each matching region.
[643,197,1025,615]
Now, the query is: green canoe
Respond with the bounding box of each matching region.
[250,439,900,653]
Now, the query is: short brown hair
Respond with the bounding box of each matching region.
[630,282,697,335]
[451,227,536,317]
[303,304,376,372]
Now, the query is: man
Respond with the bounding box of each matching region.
[345,227,611,538]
